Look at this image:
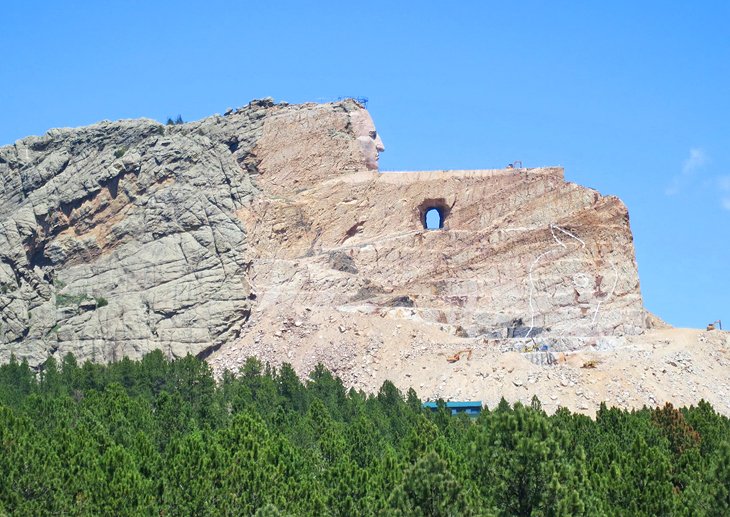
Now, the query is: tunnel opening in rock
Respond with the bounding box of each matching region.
[424,207,444,230]
[417,199,451,231]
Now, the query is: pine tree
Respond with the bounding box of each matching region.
[706,441,730,515]
[388,451,473,516]
[161,431,215,515]
[92,445,156,515]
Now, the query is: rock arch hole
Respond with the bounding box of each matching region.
[417,199,450,231]
[424,207,443,230]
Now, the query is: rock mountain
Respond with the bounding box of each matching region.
[4,98,726,415]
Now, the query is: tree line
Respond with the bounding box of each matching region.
[0,351,728,516]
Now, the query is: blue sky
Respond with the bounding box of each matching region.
[1,1,727,328]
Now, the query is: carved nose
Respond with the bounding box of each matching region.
[370,131,385,153]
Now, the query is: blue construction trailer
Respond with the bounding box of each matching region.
[423,401,482,417]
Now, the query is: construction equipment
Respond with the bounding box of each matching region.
[707,320,723,331]
[507,160,523,169]
[446,349,472,363]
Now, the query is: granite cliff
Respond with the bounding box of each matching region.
[4,98,727,415]
[0,98,643,365]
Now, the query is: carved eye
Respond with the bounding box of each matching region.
[369,130,377,139]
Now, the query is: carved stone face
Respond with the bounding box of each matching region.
[350,109,385,170]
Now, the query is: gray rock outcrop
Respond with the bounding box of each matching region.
[0,100,287,364]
